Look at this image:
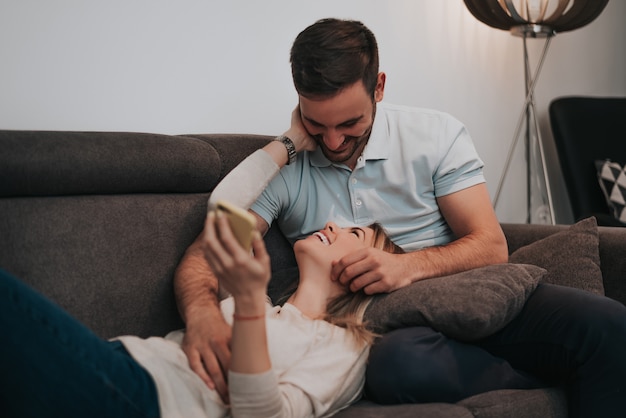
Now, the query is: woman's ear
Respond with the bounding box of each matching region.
[374,72,386,102]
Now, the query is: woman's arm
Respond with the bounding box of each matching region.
[207,106,317,211]
[204,211,273,373]
[228,317,370,418]
[173,141,288,400]
[174,107,316,399]
[207,144,282,211]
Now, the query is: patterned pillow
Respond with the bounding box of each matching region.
[596,159,626,224]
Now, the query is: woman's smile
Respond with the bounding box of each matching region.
[313,231,330,246]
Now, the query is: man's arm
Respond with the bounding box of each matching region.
[173,232,232,400]
[332,183,508,294]
[413,182,508,276]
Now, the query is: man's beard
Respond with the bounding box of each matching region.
[317,130,370,164]
[316,105,376,164]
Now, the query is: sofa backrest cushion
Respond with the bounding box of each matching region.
[0,131,222,196]
[0,193,206,338]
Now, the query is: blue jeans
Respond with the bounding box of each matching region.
[365,284,626,417]
[0,269,160,418]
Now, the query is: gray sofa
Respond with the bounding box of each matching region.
[2,130,625,417]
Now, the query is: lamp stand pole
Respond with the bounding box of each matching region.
[493,25,556,225]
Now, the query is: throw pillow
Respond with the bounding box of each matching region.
[595,159,626,224]
[509,216,604,295]
[363,263,545,341]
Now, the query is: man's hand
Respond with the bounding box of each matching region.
[181,309,232,404]
[332,184,508,294]
[174,232,232,402]
[331,248,413,294]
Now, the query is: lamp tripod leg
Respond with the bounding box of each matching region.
[493,34,554,225]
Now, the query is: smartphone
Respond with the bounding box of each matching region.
[214,200,257,251]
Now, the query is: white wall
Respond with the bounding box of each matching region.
[1,0,625,224]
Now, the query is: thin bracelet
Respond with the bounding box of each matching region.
[232,313,265,321]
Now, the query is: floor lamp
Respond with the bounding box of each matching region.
[462,0,609,224]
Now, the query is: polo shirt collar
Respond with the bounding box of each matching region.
[310,102,390,167]
[363,102,390,161]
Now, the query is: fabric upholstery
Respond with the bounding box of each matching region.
[458,388,567,418]
[183,134,273,180]
[0,131,222,196]
[597,226,626,304]
[509,217,604,295]
[334,400,474,418]
[0,194,204,338]
[363,264,545,341]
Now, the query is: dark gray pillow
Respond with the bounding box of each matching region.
[363,263,545,341]
[509,216,604,296]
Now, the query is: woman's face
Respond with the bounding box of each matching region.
[294,222,375,265]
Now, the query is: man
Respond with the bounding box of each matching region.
[175,18,626,415]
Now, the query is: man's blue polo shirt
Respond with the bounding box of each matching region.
[251,102,485,251]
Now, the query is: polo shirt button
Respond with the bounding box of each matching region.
[355,199,362,206]
[351,178,357,185]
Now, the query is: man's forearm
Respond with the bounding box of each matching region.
[407,229,508,282]
[418,183,508,280]
[174,234,222,323]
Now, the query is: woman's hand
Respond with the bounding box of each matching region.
[283,105,317,153]
[202,211,271,299]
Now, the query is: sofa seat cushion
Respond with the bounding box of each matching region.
[334,387,566,418]
[458,387,567,418]
[334,400,474,418]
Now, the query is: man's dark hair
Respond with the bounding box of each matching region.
[290,18,379,99]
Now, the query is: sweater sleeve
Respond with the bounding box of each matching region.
[228,369,313,418]
[208,149,280,211]
[227,327,369,418]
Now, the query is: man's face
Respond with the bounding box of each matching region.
[299,75,385,169]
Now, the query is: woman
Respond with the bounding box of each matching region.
[196,213,403,417]
[0,218,403,418]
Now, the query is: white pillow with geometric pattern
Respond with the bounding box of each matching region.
[595,159,626,224]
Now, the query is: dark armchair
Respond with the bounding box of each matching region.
[549,96,626,226]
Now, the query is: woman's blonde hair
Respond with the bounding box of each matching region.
[323,223,404,346]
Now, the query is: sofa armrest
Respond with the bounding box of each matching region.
[597,226,626,304]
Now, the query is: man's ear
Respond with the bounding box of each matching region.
[374,72,386,102]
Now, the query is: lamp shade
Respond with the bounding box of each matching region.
[463,0,609,34]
